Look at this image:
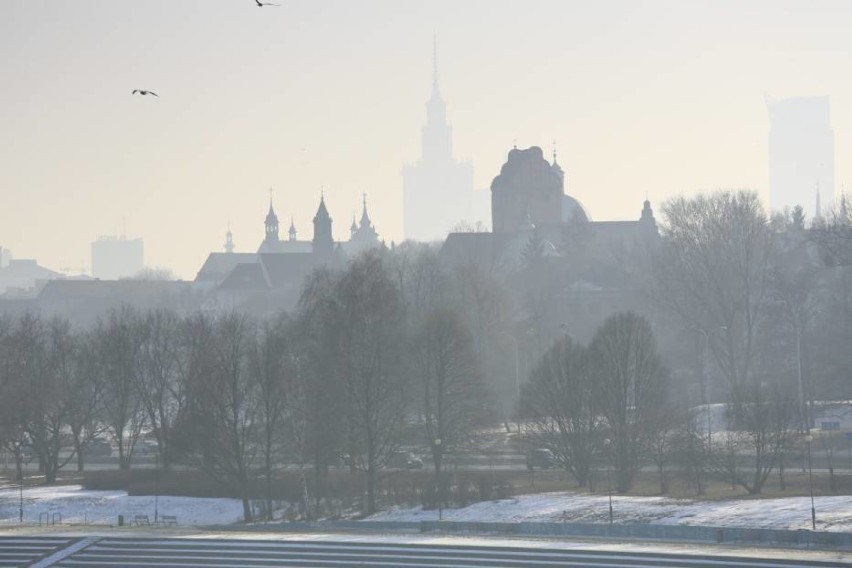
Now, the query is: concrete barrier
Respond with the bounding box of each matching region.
[419,520,852,548]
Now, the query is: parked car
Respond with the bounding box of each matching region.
[526,448,555,470]
[387,451,424,470]
[83,438,112,457]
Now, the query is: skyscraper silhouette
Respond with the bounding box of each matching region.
[768,96,834,218]
[402,38,474,242]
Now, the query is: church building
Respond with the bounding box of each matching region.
[193,193,382,313]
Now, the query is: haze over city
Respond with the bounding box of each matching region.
[4,0,852,277]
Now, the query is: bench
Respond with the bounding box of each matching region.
[160,515,178,526]
[133,514,150,526]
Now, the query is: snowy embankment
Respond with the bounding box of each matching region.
[0,485,244,526]
[368,492,852,533]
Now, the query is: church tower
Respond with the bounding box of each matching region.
[265,200,279,242]
[402,38,474,242]
[224,225,235,253]
[288,217,297,242]
[312,194,334,256]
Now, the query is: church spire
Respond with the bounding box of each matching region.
[288,215,297,241]
[224,223,235,254]
[360,193,372,228]
[264,192,279,242]
[312,192,333,256]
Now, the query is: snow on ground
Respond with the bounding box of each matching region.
[1,484,850,533]
[369,492,852,532]
[0,485,244,526]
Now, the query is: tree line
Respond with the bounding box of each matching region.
[2,190,851,519]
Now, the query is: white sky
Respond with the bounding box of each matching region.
[3,0,852,278]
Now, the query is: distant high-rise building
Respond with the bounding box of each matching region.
[768,96,834,218]
[91,236,144,279]
[402,39,474,242]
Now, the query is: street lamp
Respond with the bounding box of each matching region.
[805,434,816,530]
[604,438,613,525]
[154,451,159,525]
[434,439,442,521]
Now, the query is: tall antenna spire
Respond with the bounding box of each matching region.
[432,33,439,93]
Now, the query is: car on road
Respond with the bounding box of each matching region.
[387,451,424,470]
[526,448,555,470]
[83,438,112,457]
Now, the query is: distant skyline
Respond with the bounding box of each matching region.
[4,0,852,278]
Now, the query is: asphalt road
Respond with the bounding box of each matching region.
[0,536,844,568]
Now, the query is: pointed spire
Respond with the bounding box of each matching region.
[265,191,279,242]
[360,193,372,228]
[314,190,331,221]
[350,214,358,236]
[224,222,235,253]
[432,33,439,95]
[288,215,297,241]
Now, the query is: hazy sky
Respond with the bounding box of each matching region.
[3,0,852,278]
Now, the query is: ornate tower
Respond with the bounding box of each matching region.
[312,194,334,256]
[288,216,297,242]
[265,200,279,242]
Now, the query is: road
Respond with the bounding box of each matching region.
[0,536,844,567]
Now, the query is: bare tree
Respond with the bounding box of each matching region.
[250,316,291,520]
[412,307,487,478]
[0,315,29,481]
[519,335,597,487]
[183,312,261,522]
[64,329,104,472]
[334,250,408,515]
[652,191,774,399]
[710,383,797,494]
[94,307,146,470]
[296,268,348,491]
[25,316,83,483]
[590,312,669,492]
[137,309,185,469]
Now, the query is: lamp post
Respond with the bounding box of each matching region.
[434,439,442,521]
[604,438,613,525]
[805,434,816,530]
[154,451,159,525]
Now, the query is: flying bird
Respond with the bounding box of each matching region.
[254,0,280,6]
[132,90,158,97]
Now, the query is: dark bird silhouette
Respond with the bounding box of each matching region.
[132,90,159,97]
[254,0,280,6]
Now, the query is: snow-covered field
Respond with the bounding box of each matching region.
[1,484,850,533]
[369,492,852,532]
[0,485,244,526]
